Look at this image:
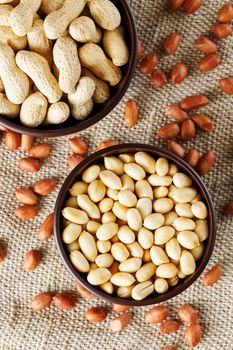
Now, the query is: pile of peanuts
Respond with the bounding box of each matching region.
[61,151,209,300]
[0,0,129,128]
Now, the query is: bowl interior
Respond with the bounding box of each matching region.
[54,144,216,306]
[0,0,138,137]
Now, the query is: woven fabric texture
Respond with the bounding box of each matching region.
[0,1,232,349]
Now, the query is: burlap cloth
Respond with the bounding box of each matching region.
[0,1,232,349]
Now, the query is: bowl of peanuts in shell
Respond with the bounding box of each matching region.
[0,0,137,137]
[54,143,216,306]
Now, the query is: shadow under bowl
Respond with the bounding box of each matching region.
[0,0,138,137]
[54,144,216,306]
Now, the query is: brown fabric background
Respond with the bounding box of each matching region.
[0,1,233,349]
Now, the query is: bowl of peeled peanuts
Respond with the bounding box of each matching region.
[54,144,216,306]
[0,0,137,137]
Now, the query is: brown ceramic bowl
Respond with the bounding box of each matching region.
[54,144,216,306]
[0,0,137,137]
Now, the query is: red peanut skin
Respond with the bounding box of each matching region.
[181,119,196,140]
[184,323,202,347]
[219,77,233,94]
[171,63,188,84]
[194,36,217,54]
[150,70,167,88]
[211,23,233,39]
[139,53,158,74]
[163,32,181,55]
[191,114,213,132]
[196,150,216,176]
[145,305,170,324]
[167,0,185,11]
[203,264,223,286]
[124,99,139,128]
[185,149,200,168]
[198,54,221,72]
[224,200,233,215]
[158,123,180,140]
[180,95,209,111]
[217,3,233,23]
[183,0,203,14]
[168,140,185,158]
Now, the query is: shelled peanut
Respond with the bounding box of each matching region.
[0,0,129,128]
[61,151,209,301]
[157,95,216,175]
[15,178,56,220]
[68,136,88,169]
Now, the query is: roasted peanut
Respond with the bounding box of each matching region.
[184,323,202,347]
[15,187,38,205]
[23,249,41,271]
[168,140,185,158]
[53,293,75,310]
[165,105,188,121]
[158,122,180,140]
[183,0,202,14]
[15,204,39,220]
[217,3,233,23]
[110,313,132,332]
[171,63,188,84]
[18,157,40,172]
[39,213,54,240]
[163,32,181,55]
[85,307,107,323]
[68,154,84,169]
[196,150,216,176]
[4,131,21,151]
[194,35,217,54]
[191,114,213,132]
[159,320,180,334]
[181,119,196,140]
[178,304,199,325]
[211,23,233,39]
[33,178,56,195]
[124,99,139,128]
[219,77,233,94]
[29,143,50,159]
[145,305,170,324]
[139,53,158,74]
[203,264,223,286]
[167,0,185,11]
[198,53,221,72]
[184,148,200,168]
[150,70,167,89]
[31,292,53,311]
[180,95,209,111]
